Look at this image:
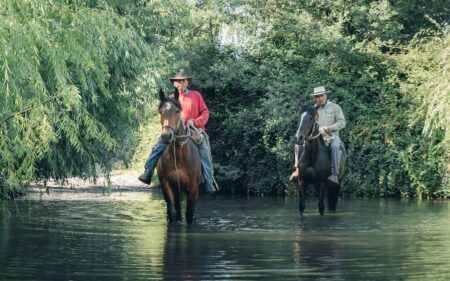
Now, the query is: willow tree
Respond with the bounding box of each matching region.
[0,0,158,198]
[393,32,450,197]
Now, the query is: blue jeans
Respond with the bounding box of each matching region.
[329,136,342,176]
[144,133,215,191]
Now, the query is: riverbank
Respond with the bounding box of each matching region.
[29,170,155,193]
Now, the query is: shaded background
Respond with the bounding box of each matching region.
[0,0,448,198]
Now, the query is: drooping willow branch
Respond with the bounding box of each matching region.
[0,95,61,127]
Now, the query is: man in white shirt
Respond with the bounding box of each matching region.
[291,86,346,184]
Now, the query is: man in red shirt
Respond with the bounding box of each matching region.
[138,72,218,193]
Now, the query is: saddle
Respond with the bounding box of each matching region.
[321,130,334,147]
[327,135,347,178]
[320,131,347,159]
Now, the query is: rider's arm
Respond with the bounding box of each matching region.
[192,93,209,128]
[328,104,346,132]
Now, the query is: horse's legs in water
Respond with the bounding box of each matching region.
[163,185,177,222]
[298,179,306,216]
[327,183,339,212]
[174,189,182,221]
[318,181,326,215]
[186,186,199,224]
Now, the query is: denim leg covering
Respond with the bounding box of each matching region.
[144,137,166,170]
[330,136,342,175]
[198,133,214,189]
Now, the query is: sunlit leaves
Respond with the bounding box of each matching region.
[0,0,152,194]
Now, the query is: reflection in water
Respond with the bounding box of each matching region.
[293,222,344,280]
[0,192,450,280]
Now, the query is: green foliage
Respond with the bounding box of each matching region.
[393,32,450,197]
[129,102,161,171]
[0,0,155,197]
[180,0,449,197]
[1,0,448,199]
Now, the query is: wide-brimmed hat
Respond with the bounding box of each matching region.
[169,71,192,84]
[311,86,330,96]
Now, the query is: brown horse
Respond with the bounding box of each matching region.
[156,89,202,224]
[295,105,345,215]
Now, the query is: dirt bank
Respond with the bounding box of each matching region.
[29,170,155,193]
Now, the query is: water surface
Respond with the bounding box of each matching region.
[1,190,449,280]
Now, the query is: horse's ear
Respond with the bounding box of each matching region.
[299,105,309,114]
[159,89,165,101]
[174,88,179,100]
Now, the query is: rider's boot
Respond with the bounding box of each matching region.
[138,169,154,185]
[328,174,339,184]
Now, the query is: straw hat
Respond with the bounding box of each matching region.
[169,71,192,84]
[311,86,330,96]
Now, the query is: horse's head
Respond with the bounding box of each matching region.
[295,105,319,144]
[158,88,183,144]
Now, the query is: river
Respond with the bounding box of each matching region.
[1,190,449,280]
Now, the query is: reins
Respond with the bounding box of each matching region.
[160,103,186,197]
[172,142,182,197]
[307,121,335,142]
[170,116,185,197]
[307,122,321,140]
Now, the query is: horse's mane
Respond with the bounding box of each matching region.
[299,104,317,116]
[159,96,182,111]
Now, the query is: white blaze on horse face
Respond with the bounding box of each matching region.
[300,112,308,125]
[162,102,173,128]
[296,111,308,139]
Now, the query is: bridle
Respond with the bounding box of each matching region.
[307,121,321,140]
[160,101,188,145]
[296,111,321,145]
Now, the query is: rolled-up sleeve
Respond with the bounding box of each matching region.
[193,94,209,128]
[329,105,346,132]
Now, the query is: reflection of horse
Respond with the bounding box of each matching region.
[295,105,344,215]
[157,89,201,224]
[162,225,209,280]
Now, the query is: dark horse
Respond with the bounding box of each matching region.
[157,89,202,224]
[295,105,344,215]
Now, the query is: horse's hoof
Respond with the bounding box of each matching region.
[299,208,305,216]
